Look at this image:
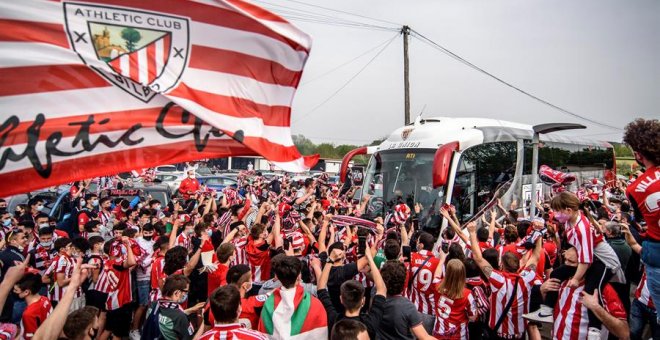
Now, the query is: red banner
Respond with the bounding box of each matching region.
[0,0,318,196]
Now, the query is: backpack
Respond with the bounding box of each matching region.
[141,302,162,340]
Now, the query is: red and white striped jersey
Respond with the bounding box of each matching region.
[407,250,440,315]
[488,268,538,338]
[105,258,133,310]
[231,235,249,267]
[95,258,120,294]
[432,288,477,339]
[176,232,193,253]
[47,253,82,302]
[199,323,268,340]
[553,283,626,340]
[354,271,374,288]
[564,212,603,264]
[635,271,654,308]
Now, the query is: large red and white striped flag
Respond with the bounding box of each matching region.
[0,0,317,197]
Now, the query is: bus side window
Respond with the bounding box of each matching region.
[451,142,517,223]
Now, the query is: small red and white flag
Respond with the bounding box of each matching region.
[0,0,318,197]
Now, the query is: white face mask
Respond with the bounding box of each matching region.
[189,174,195,179]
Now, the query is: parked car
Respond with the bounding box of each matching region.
[7,186,76,233]
[198,176,238,192]
[154,172,186,195]
[155,164,179,173]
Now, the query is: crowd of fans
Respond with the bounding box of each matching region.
[0,118,656,340]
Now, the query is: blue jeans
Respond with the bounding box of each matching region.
[642,241,660,323]
[630,299,660,339]
[137,280,151,306]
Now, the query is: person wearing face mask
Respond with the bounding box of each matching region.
[227,264,268,330]
[63,306,100,340]
[77,194,99,234]
[524,191,624,339]
[178,169,201,200]
[98,197,114,228]
[28,226,56,277]
[14,273,52,340]
[131,224,156,340]
[0,210,13,232]
[24,198,44,223]
[146,274,197,340]
[0,229,28,323]
[46,237,86,312]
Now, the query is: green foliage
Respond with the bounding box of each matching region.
[292,134,377,164]
[121,28,142,51]
[611,142,633,157]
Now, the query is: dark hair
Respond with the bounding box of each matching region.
[139,208,152,217]
[383,239,401,260]
[216,243,236,263]
[476,227,489,242]
[38,226,54,236]
[250,223,266,239]
[88,236,105,249]
[482,248,500,270]
[328,241,345,254]
[623,118,659,165]
[517,221,531,239]
[331,318,368,340]
[71,237,90,253]
[99,197,111,206]
[16,273,43,294]
[142,223,154,232]
[226,264,251,286]
[164,246,188,275]
[271,254,301,288]
[34,212,49,221]
[84,220,102,232]
[417,232,434,251]
[103,240,114,256]
[162,274,190,297]
[381,261,406,295]
[504,225,518,243]
[463,258,482,279]
[84,193,97,201]
[63,306,99,340]
[340,280,365,311]
[209,285,241,324]
[122,228,137,238]
[113,222,127,232]
[446,243,466,263]
[54,237,71,252]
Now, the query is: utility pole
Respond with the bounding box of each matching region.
[402,25,411,125]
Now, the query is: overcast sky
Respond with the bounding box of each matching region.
[256,0,659,145]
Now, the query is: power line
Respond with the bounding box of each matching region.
[254,0,399,32]
[301,35,398,86]
[410,29,623,131]
[293,33,399,123]
[279,0,402,27]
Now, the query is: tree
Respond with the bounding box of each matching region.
[121,28,142,52]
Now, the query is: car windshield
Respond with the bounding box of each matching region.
[361,149,445,228]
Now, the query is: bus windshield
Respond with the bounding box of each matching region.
[361,149,444,228]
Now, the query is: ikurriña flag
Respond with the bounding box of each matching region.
[0,0,318,197]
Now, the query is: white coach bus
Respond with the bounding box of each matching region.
[340,117,616,232]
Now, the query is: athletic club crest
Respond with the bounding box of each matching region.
[63,2,190,102]
[401,128,414,141]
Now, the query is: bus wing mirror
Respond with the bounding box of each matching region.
[340,147,374,182]
[432,141,459,188]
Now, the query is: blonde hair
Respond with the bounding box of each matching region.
[438,259,466,299]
